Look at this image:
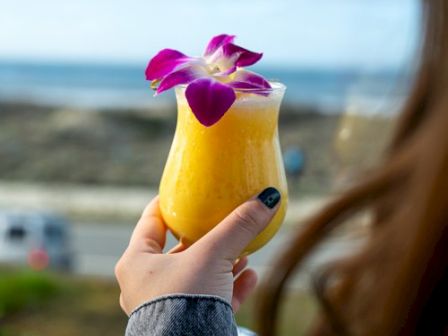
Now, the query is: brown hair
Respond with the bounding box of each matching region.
[257,0,448,335]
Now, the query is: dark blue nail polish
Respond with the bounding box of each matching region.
[257,187,281,209]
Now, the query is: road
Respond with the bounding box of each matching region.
[0,181,363,288]
[72,222,362,289]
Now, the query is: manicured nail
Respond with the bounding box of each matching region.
[257,187,281,209]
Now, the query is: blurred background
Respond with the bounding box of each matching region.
[0,0,419,334]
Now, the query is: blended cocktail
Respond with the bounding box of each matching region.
[159,84,287,254]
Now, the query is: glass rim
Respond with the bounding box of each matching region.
[177,81,286,94]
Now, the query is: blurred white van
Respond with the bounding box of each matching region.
[0,211,73,271]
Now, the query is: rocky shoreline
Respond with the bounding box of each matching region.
[0,101,392,195]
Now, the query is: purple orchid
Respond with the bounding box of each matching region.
[145,34,271,127]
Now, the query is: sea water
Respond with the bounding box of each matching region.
[0,60,409,113]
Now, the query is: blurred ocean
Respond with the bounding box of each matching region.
[0,61,408,113]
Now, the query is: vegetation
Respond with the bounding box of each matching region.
[0,269,58,319]
[0,267,317,336]
[0,267,127,336]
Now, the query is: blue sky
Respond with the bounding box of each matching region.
[0,0,419,69]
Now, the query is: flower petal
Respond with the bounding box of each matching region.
[214,65,237,76]
[222,43,263,67]
[229,69,271,89]
[145,49,192,80]
[156,65,208,94]
[185,78,236,127]
[204,34,235,56]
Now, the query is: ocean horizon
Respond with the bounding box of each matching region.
[0,60,409,114]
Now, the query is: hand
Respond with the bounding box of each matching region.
[115,187,281,315]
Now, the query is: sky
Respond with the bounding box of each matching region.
[0,0,420,69]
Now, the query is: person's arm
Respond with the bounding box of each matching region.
[126,294,237,336]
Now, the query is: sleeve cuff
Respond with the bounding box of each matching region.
[126,294,238,336]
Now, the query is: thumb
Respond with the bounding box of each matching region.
[194,187,282,261]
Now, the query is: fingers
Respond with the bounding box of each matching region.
[129,196,167,253]
[167,241,189,254]
[195,187,281,261]
[232,257,248,277]
[119,293,129,316]
[231,268,258,312]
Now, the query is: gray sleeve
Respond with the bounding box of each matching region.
[125,294,238,336]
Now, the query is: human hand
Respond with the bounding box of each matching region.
[115,187,281,315]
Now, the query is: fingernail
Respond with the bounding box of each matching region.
[257,187,281,209]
